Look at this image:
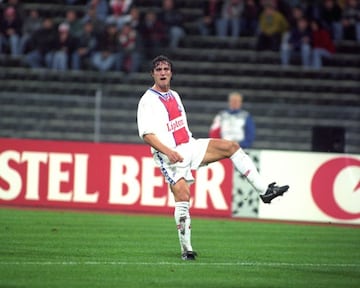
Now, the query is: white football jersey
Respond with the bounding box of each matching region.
[137,88,192,152]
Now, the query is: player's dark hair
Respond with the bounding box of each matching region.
[150,55,173,72]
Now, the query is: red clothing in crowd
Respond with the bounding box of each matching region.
[312,29,336,53]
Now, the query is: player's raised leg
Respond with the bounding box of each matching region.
[202,139,289,203]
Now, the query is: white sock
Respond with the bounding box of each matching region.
[174,201,193,253]
[230,148,268,194]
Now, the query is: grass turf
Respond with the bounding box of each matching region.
[0,208,359,288]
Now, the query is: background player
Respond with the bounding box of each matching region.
[209,91,256,149]
[137,55,289,261]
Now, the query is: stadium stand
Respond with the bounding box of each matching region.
[0,0,359,154]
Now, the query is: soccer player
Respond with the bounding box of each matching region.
[209,91,256,149]
[137,55,289,261]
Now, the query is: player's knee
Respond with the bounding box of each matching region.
[227,141,240,155]
[174,189,190,202]
[171,180,190,202]
[176,192,190,202]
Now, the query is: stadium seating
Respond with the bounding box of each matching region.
[0,0,359,154]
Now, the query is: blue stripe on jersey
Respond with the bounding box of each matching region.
[148,88,172,101]
[155,151,176,186]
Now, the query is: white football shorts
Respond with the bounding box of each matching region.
[153,138,210,185]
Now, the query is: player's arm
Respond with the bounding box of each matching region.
[143,133,183,164]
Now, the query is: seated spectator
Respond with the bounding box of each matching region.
[320,0,343,41]
[158,0,186,48]
[304,1,322,21]
[0,6,22,57]
[242,0,260,36]
[118,23,141,73]
[7,0,25,20]
[286,0,304,8]
[104,5,139,30]
[287,5,305,28]
[217,0,244,37]
[65,9,82,38]
[72,21,97,70]
[197,0,223,36]
[280,5,305,48]
[86,0,109,22]
[310,19,336,69]
[65,0,85,4]
[139,10,167,59]
[339,0,360,41]
[81,4,106,36]
[281,17,311,67]
[91,21,119,71]
[275,0,293,19]
[24,18,57,68]
[50,22,77,71]
[106,0,133,30]
[256,4,289,51]
[127,7,140,30]
[19,8,42,54]
[110,0,132,14]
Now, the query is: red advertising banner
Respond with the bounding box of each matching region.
[0,138,233,217]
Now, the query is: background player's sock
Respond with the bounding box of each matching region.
[174,201,193,253]
[230,148,267,194]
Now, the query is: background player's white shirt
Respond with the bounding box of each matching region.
[211,110,249,142]
[137,88,192,153]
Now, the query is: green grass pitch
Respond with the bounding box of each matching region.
[1,208,359,288]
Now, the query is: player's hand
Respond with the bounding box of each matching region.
[167,150,184,164]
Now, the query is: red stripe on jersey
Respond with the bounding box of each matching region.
[159,94,189,145]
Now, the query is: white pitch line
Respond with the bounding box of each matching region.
[0,261,359,268]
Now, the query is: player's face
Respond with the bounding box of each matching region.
[152,61,172,92]
[229,95,242,110]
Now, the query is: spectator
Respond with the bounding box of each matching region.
[65,9,82,38]
[50,22,77,71]
[110,0,132,14]
[158,0,186,48]
[217,0,244,37]
[241,0,260,36]
[197,0,223,36]
[280,5,304,50]
[139,10,167,59]
[286,0,304,8]
[86,0,109,22]
[320,0,343,41]
[287,5,305,27]
[118,23,141,72]
[281,17,312,67]
[0,6,22,57]
[304,0,322,21]
[24,17,57,68]
[7,0,25,20]
[106,0,132,30]
[339,0,360,41]
[310,19,336,69]
[72,21,97,70]
[209,92,256,149]
[81,4,105,36]
[91,21,119,71]
[64,0,84,4]
[127,6,140,30]
[256,4,289,51]
[19,8,42,54]
[275,0,293,19]
[105,5,139,30]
